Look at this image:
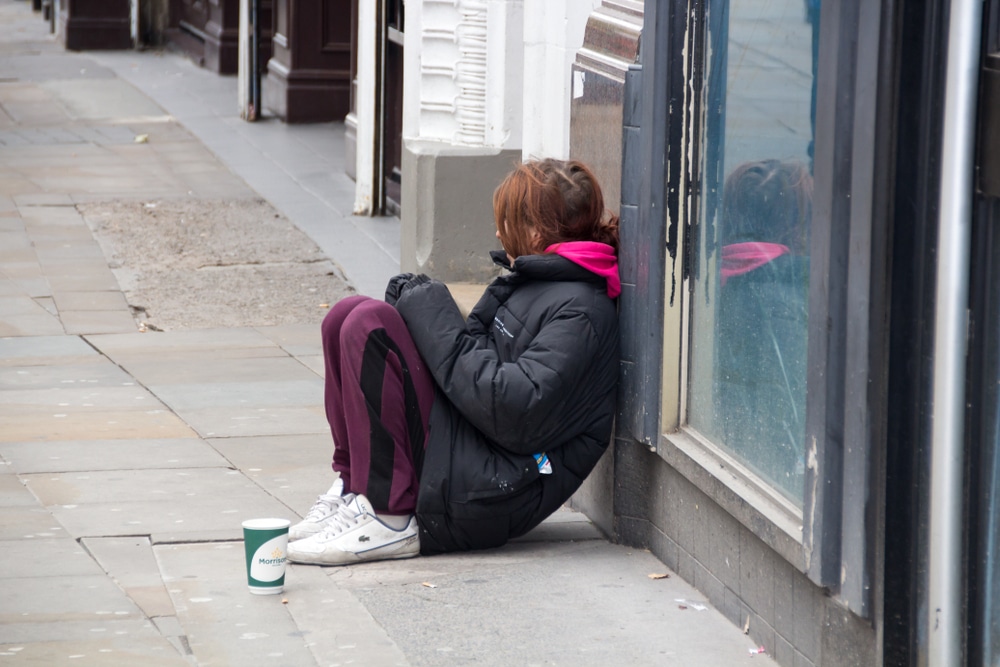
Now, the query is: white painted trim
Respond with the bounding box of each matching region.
[130,0,139,45]
[354,0,378,215]
[485,0,523,150]
[521,0,599,160]
[237,0,250,119]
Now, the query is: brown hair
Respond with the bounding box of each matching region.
[492,159,620,259]
[721,159,813,254]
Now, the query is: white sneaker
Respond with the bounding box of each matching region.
[289,476,346,542]
[286,494,419,566]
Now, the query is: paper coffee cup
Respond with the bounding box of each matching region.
[242,518,291,595]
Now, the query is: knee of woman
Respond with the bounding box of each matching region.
[339,297,401,346]
[322,295,371,341]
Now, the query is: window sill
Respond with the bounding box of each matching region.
[659,428,806,571]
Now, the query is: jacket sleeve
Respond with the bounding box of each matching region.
[395,279,603,455]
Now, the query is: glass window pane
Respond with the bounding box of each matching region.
[686,0,819,504]
[982,411,1000,664]
[976,222,1000,665]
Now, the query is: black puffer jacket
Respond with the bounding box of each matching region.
[394,251,619,553]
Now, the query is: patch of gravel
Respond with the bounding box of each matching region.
[80,198,355,330]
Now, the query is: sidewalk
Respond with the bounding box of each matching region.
[0,2,773,665]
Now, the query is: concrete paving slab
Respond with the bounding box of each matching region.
[0,219,23,234]
[343,540,763,666]
[47,269,119,292]
[150,380,322,412]
[52,291,130,312]
[510,505,606,543]
[0,294,57,317]
[174,405,327,439]
[18,205,87,226]
[281,556,412,666]
[0,232,32,254]
[24,467,295,542]
[0,472,42,504]
[33,241,106,263]
[0,406,197,442]
[0,101,72,128]
[323,536,601,589]
[0,276,36,297]
[0,383,160,410]
[82,536,178,618]
[0,537,105,579]
[255,323,323,358]
[0,506,65,541]
[296,354,324,377]
[0,633,190,667]
[86,328,288,356]
[35,295,57,316]
[29,258,111,278]
[0,360,135,390]
[154,541,408,666]
[0,265,49,299]
[1,142,112,166]
[206,434,335,517]
[111,356,319,387]
[0,333,94,361]
[23,225,94,244]
[12,193,75,207]
[94,346,292,368]
[60,310,138,335]
[1,572,144,625]
[0,176,42,197]
[0,52,116,82]
[0,296,64,336]
[0,438,225,474]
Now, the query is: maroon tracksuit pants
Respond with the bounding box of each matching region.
[321,295,435,515]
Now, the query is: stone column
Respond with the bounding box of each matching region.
[398,0,522,283]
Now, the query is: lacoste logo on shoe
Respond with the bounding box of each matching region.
[358,535,370,542]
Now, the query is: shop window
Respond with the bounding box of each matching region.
[646,0,882,611]
[686,0,819,505]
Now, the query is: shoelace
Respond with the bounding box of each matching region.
[315,497,363,539]
[303,492,346,522]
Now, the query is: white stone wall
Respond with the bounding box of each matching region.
[404,0,524,150]
[520,0,600,160]
[357,0,598,212]
[404,0,595,155]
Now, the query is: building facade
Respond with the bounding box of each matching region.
[353,1,1000,664]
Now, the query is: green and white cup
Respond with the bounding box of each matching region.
[242,518,291,595]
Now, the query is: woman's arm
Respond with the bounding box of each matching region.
[396,280,606,454]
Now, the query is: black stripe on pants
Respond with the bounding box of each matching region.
[359,328,427,511]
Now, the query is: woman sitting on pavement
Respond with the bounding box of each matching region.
[286,158,621,565]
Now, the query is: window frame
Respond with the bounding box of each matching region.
[638,0,889,616]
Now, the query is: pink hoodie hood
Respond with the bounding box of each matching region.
[720,242,789,286]
[546,241,621,298]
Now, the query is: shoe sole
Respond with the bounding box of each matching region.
[287,541,419,566]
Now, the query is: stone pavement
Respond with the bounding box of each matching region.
[0,1,774,665]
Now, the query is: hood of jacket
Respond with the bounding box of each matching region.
[490,242,621,298]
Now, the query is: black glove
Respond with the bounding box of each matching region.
[384,273,431,305]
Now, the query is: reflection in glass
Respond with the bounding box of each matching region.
[977,232,1000,665]
[983,407,1000,664]
[686,0,818,504]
